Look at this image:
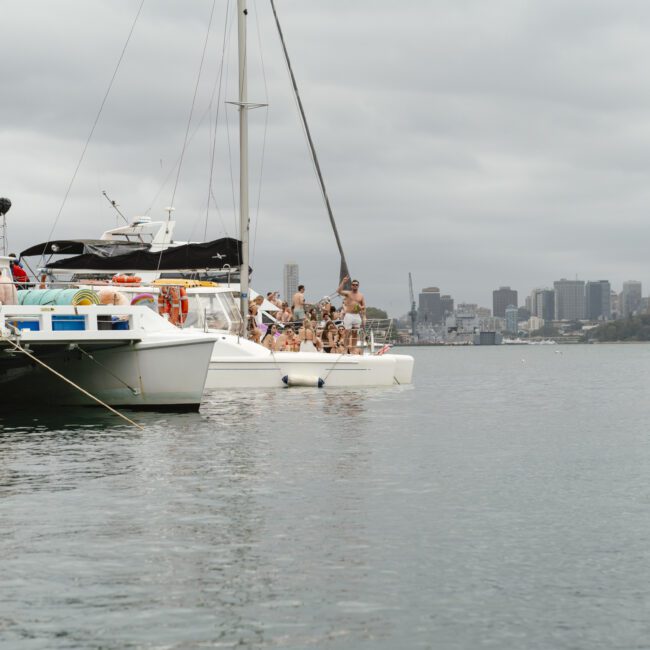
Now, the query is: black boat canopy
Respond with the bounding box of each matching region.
[21,239,150,258]
[43,238,242,272]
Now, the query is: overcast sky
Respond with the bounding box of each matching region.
[3,1,650,315]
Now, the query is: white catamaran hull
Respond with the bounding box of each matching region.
[0,337,215,409]
[205,336,414,388]
[0,303,217,410]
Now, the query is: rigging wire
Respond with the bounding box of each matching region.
[168,0,218,220]
[269,0,351,283]
[204,0,232,241]
[40,0,146,267]
[224,18,239,240]
[250,0,270,266]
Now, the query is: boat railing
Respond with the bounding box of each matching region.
[0,304,168,339]
[361,318,395,353]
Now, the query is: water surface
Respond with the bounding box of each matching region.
[2,345,650,648]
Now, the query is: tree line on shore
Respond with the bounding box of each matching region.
[584,314,650,342]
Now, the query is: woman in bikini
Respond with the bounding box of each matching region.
[299,318,318,352]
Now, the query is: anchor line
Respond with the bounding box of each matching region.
[0,334,143,430]
[72,344,140,395]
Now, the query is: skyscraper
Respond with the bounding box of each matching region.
[283,263,299,302]
[621,281,642,318]
[554,279,586,321]
[440,294,454,318]
[493,287,518,318]
[418,287,442,324]
[530,288,555,321]
[585,281,611,320]
[505,305,518,334]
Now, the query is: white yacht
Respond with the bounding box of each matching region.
[14,0,414,391]
[0,255,216,409]
[19,221,414,389]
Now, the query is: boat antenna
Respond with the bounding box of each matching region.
[102,190,129,225]
[269,0,351,285]
[0,197,11,256]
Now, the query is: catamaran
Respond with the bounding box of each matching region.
[0,254,217,409]
[16,0,414,390]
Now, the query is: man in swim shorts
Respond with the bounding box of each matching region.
[336,276,366,354]
[292,284,306,322]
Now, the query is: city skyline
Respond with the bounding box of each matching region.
[411,277,643,322]
[6,4,650,315]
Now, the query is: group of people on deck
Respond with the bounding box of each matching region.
[247,276,367,355]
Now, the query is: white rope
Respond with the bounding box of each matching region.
[1,335,143,430]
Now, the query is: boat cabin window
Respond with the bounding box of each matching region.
[194,293,242,334]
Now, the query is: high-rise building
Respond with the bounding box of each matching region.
[610,290,620,319]
[585,280,611,321]
[283,263,299,302]
[493,287,518,318]
[554,279,586,321]
[505,305,518,334]
[530,288,555,321]
[440,294,454,318]
[418,287,442,324]
[621,281,642,318]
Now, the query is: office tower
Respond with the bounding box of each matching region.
[283,263,299,302]
[610,291,620,319]
[441,294,454,318]
[585,280,611,320]
[621,281,642,317]
[493,287,518,318]
[505,305,518,334]
[418,287,442,324]
[530,288,555,321]
[554,279,586,320]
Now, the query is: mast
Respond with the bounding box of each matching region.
[237,0,250,330]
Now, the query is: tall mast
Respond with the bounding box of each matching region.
[237,0,250,330]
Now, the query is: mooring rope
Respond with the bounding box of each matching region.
[1,335,143,430]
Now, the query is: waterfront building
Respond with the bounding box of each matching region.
[456,303,477,316]
[610,290,620,320]
[283,263,299,303]
[418,287,442,324]
[441,295,454,320]
[478,316,504,332]
[621,281,642,318]
[505,305,518,334]
[530,288,555,321]
[493,286,518,318]
[554,279,586,321]
[529,316,545,332]
[585,280,611,321]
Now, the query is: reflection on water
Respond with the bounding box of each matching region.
[4,347,650,648]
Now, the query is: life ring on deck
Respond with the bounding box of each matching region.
[157,286,188,325]
[112,274,142,284]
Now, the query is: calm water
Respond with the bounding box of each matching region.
[2,345,650,649]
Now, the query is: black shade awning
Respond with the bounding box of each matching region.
[44,238,242,271]
[21,239,150,257]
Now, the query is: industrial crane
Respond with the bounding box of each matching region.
[408,272,418,341]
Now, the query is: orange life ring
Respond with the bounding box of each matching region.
[112,274,142,284]
[157,288,171,315]
[157,286,188,325]
[179,287,189,322]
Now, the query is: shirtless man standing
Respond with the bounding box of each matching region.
[292,284,306,322]
[336,276,366,354]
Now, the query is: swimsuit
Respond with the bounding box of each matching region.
[343,313,362,330]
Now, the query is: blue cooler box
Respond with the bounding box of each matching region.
[52,315,86,331]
